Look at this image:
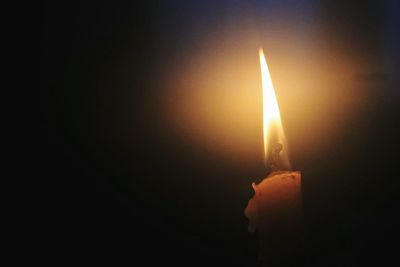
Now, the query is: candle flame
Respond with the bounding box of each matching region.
[259,48,290,168]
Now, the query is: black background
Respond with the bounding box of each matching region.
[41,1,400,266]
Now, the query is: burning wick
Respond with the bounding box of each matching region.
[245,49,304,265]
[269,142,283,171]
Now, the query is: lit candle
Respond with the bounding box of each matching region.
[244,49,303,264]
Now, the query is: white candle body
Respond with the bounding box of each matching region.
[245,171,303,263]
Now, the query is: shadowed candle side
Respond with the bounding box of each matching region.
[245,171,303,265]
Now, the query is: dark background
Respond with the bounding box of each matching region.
[41,1,400,266]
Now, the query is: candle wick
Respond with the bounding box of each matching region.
[270,142,283,171]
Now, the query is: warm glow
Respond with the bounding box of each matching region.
[162,28,364,167]
[259,48,289,167]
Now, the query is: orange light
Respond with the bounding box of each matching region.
[259,48,290,168]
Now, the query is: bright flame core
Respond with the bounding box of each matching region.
[259,48,290,168]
